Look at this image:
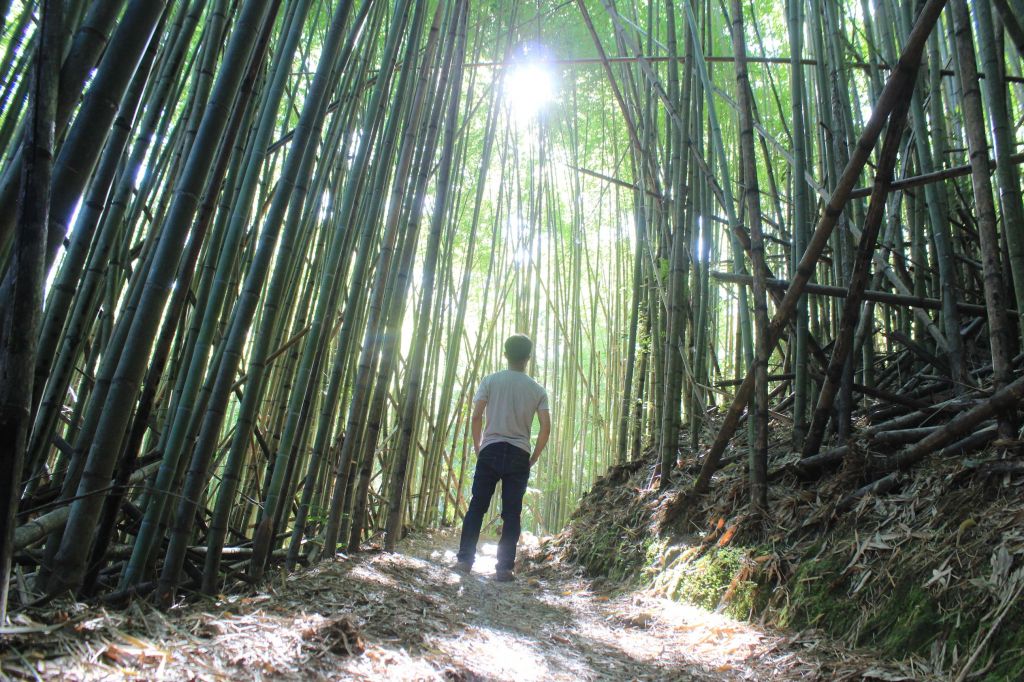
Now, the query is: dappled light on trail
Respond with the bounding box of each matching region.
[5,532,918,680]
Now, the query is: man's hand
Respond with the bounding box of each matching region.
[531,409,551,468]
[471,399,486,454]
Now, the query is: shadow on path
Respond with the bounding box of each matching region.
[1,530,926,680]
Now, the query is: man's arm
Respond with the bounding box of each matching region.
[471,399,486,453]
[531,409,551,467]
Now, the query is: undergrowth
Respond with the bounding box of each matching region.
[542,440,1024,680]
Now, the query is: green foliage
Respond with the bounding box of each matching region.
[982,610,1024,680]
[657,257,670,284]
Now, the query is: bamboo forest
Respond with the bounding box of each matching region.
[3,0,1024,678]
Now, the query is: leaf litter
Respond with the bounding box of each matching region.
[1,529,899,680]
[548,414,1024,680]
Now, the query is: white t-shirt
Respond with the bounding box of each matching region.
[473,369,549,454]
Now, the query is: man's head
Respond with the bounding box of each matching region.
[504,334,533,369]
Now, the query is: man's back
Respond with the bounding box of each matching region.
[459,334,551,579]
[474,369,548,454]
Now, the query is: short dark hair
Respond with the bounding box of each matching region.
[504,334,533,363]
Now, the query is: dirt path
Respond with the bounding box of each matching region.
[2,532,918,680]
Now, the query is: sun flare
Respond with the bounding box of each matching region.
[503,60,557,121]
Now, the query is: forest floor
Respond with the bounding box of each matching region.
[2,530,916,681]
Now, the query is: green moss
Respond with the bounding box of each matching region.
[563,465,1024,676]
[774,558,1024,677]
[859,581,940,655]
[723,578,758,620]
[985,610,1024,681]
[566,478,1024,675]
[951,602,1024,681]
[668,547,746,611]
[776,555,860,636]
[574,522,651,581]
[645,537,668,566]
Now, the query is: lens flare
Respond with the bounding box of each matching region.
[504,61,556,121]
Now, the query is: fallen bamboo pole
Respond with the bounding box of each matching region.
[712,272,992,316]
[793,422,992,479]
[14,461,161,551]
[849,151,1024,198]
[836,425,999,513]
[884,374,1024,472]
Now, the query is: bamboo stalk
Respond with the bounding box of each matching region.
[694,0,949,493]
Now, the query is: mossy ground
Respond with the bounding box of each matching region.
[546,445,1024,679]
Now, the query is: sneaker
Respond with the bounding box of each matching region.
[453,560,472,575]
[494,569,515,582]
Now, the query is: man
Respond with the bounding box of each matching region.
[455,334,551,582]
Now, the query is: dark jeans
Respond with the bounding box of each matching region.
[457,442,531,571]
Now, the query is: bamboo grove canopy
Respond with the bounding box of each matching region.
[2,0,1024,614]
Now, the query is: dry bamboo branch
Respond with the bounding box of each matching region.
[802,88,914,458]
[711,272,991,315]
[849,151,1024,199]
[463,55,1024,85]
[693,0,948,493]
[883,374,1024,472]
[14,461,161,551]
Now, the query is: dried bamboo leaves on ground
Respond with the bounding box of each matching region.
[2,530,907,680]
[552,422,1024,680]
